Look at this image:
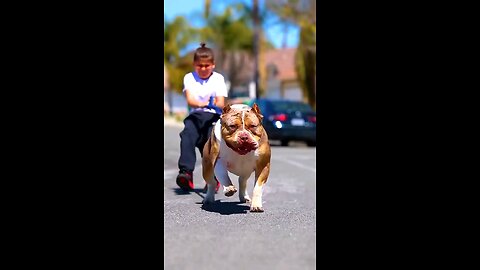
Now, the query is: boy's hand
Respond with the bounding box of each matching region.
[185,90,211,108]
[199,100,210,107]
[208,96,215,107]
[206,96,222,115]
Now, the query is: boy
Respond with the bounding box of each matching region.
[176,42,227,192]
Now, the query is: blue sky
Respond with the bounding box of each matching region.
[164,0,299,53]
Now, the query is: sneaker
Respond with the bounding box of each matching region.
[215,178,220,193]
[176,170,193,191]
[203,177,221,193]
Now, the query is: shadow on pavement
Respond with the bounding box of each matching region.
[171,187,225,202]
[199,201,250,215]
[172,187,206,195]
[171,187,250,215]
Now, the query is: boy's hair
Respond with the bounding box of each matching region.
[193,42,214,62]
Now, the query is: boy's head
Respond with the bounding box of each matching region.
[193,42,215,79]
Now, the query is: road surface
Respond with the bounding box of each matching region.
[164,119,316,270]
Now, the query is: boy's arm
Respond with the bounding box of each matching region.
[185,89,209,108]
[213,76,228,109]
[183,73,209,108]
[214,96,225,109]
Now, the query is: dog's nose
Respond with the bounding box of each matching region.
[239,134,248,141]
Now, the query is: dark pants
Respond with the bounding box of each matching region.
[178,111,220,173]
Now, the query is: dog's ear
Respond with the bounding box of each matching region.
[222,103,231,115]
[251,103,263,122]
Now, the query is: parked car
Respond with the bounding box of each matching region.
[246,99,316,147]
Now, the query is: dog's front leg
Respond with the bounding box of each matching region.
[251,160,270,212]
[214,162,237,197]
[238,173,252,203]
[202,133,219,204]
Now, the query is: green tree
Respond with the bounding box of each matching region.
[164,15,197,93]
[266,0,316,109]
[201,6,254,89]
[201,1,275,96]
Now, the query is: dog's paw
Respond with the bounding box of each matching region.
[250,205,264,212]
[239,195,251,203]
[250,197,263,212]
[224,185,237,197]
[202,195,215,204]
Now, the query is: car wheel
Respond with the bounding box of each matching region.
[280,140,289,146]
[306,141,316,147]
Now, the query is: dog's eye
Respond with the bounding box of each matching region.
[250,124,257,128]
[228,124,237,129]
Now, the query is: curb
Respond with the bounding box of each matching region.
[164,117,184,128]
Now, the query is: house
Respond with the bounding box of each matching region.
[215,50,253,99]
[164,47,304,110]
[219,47,303,104]
[224,47,304,102]
[262,47,303,102]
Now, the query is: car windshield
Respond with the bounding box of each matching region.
[270,101,313,113]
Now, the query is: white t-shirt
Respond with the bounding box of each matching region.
[183,71,228,114]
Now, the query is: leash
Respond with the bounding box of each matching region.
[205,96,222,115]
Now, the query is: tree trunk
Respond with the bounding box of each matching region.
[253,0,260,98]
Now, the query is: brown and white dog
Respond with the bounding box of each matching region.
[202,103,271,212]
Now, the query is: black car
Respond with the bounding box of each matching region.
[246,99,316,147]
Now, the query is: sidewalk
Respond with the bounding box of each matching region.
[164,115,184,128]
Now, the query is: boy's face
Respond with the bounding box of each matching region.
[194,59,215,79]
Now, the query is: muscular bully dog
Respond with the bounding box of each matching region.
[202,103,271,212]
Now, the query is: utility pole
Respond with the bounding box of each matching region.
[253,0,260,99]
[168,56,174,116]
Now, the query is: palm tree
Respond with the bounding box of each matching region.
[200,5,255,91]
[164,15,198,115]
[265,0,316,109]
[164,15,197,93]
[202,0,275,97]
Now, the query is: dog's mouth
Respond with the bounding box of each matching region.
[224,133,259,155]
[234,143,257,155]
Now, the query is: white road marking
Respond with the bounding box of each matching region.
[164,150,178,156]
[164,169,178,180]
[272,157,316,173]
[293,155,316,160]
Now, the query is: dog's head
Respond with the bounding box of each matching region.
[220,103,265,155]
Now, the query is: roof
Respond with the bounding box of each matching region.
[219,50,255,84]
[263,47,297,81]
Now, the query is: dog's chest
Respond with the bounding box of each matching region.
[214,120,258,175]
[218,141,258,176]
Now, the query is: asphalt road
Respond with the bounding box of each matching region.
[164,120,316,270]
